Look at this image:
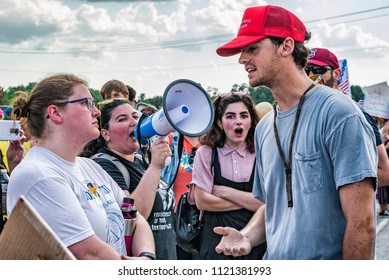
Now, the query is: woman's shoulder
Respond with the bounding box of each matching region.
[194,145,215,167]
[197,145,212,154]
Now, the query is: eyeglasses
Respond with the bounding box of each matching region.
[305,66,332,75]
[97,98,128,110]
[58,97,96,111]
[188,147,198,165]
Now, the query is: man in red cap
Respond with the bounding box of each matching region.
[308,47,389,217]
[213,5,377,259]
[306,47,341,88]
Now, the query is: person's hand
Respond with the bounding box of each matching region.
[6,130,26,173]
[149,137,172,169]
[214,226,252,257]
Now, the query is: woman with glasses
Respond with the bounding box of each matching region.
[82,98,176,260]
[6,74,154,260]
[189,92,265,260]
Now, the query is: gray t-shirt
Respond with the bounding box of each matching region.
[7,146,127,255]
[253,86,377,259]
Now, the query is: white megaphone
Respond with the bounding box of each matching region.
[134,79,214,164]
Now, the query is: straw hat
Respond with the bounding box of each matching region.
[255,102,273,119]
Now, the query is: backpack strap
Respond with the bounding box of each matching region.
[91,153,131,187]
[168,132,184,188]
[211,146,216,168]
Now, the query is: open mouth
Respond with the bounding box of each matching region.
[235,128,243,135]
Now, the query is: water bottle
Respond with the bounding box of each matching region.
[120,197,138,256]
[0,169,9,232]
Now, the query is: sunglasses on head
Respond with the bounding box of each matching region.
[97,98,131,128]
[305,66,332,75]
[215,92,248,103]
[97,98,128,110]
[218,92,247,98]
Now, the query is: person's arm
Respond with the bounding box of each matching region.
[214,204,266,257]
[130,138,171,219]
[130,214,156,258]
[6,133,26,174]
[377,143,389,187]
[339,177,375,259]
[193,185,241,211]
[212,184,264,212]
[68,235,124,260]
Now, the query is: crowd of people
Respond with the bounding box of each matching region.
[0,4,387,260]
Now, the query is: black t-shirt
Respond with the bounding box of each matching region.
[93,147,177,260]
[359,106,382,146]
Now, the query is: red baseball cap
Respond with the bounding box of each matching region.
[216,5,306,57]
[308,48,339,69]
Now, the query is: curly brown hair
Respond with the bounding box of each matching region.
[200,92,259,153]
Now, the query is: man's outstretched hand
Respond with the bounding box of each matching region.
[214,226,252,257]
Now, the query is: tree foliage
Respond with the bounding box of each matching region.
[0,82,370,110]
[350,85,364,102]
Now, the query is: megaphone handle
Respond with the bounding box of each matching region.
[152,135,171,167]
[164,156,171,167]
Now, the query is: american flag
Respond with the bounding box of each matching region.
[338,59,351,96]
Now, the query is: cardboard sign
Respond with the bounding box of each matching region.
[362,82,389,119]
[0,196,75,260]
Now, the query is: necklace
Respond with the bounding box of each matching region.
[272,80,320,207]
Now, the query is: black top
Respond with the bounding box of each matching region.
[93,147,177,260]
[360,106,382,146]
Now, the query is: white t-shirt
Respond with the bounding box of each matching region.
[7,146,126,255]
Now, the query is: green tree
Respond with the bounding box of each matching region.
[351,85,364,102]
[142,95,163,110]
[90,88,103,103]
[207,86,220,100]
[230,83,275,104]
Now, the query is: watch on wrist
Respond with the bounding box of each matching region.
[139,252,156,260]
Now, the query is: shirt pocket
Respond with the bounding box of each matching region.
[294,151,323,194]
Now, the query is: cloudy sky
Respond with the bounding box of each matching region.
[0,0,388,98]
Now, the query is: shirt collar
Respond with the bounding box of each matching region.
[219,143,248,157]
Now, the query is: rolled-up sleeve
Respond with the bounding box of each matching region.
[190,145,214,194]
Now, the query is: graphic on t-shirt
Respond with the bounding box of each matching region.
[87,182,100,199]
[180,151,194,172]
[84,180,126,255]
[157,180,175,211]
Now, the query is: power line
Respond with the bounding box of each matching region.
[0,6,388,55]
[304,6,389,23]
[307,13,389,29]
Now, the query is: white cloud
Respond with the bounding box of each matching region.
[1,0,388,96]
[191,0,267,33]
[307,22,389,59]
[0,0,72,43]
